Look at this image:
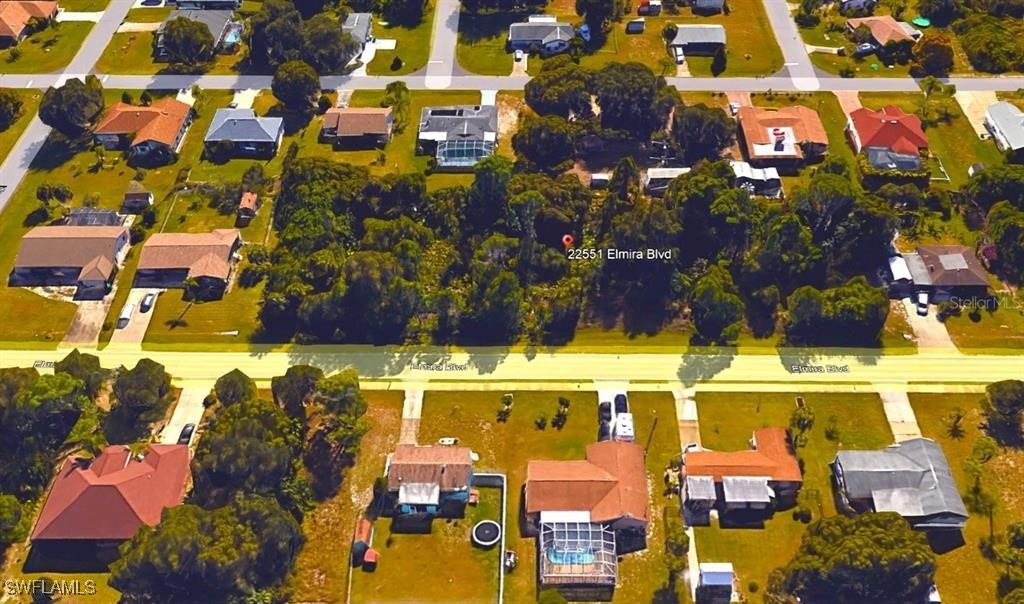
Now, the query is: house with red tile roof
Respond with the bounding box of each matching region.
[846,15,921,47]
[846,105,929,171]
[682,427,802,520]
[94,98,193,163]
[0,1,57,47]
[31,445,190,544]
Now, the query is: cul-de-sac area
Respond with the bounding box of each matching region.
[0,0,1021,600]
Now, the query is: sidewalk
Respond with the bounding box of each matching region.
[399,388,423,444]
[674,388,702,602]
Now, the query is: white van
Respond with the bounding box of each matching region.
[117,303,136,329]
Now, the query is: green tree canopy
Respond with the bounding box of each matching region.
[690,264,745,344]
[0,89,24,131]
[55,349,108,398]
[272,60,319,112]
[161,17,216,66]
[767,512,936,603]
[214,369,258,407]
[982,379,1024,445]
[512,114,576,172]
[271,364,324,418]
[672,103,736,164]
[783,277,889,346]
[110,496,304,603]
[912,33,955,76]
[39,77,104,137]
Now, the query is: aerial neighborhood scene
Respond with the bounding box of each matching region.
[0,0,1023,599]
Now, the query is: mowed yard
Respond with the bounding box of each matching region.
[0,22,93,73]
[693,392,894,601]
[910,393,1024,604]
[457,0,781,77]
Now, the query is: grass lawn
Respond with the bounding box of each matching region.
[59,0,111,9]
[942,278,1024,352]
[859,92,1005,189]
[909,393,1024,604]
[142,278,266,346]
[288,390,404,601]
[367,8,435,75]
[996,90,1024,111]
[0,90,42,165]
[0,22,93,73]
[96,32,245,75]
[456,9,525,76]
[123,7,173,22]
[809,50,913,78]
[694,391,893,600]
[0,542,120,604]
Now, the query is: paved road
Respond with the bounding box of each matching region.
[8,347,1022,389]
[426,0,461,88]
[761,0,819,91]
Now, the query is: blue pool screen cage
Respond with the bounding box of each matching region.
[436,140,495,168]
[538,522,617,586]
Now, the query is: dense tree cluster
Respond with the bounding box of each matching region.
[783,277,890,346]
[955,15,1024,73]
[272,59,320,112]
[160,16,217,67]
[982,379,1024,445]
[110,496,304,603]
[767,513,936,603]
[39,76,104,137]
[247,0,361,72]
[911,33,955,76]
[105,358,173,443]
[114,365,372,601]
[0,89,23,131]
[964,165,1024,279]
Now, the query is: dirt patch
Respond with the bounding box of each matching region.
[496,92,527,157]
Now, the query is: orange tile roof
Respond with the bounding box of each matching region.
[737,105,829,160]
[31,445,191,541]
[525,441,649,523]
[847,15,914,46]
[239,191,257,211]
[323,107,392,136]
[684,427,802,482]
[849,105,928,155]
[95,98,192,148]
[0,1,56,39]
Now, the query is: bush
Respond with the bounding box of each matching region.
[748,581,760,593]
[794,12,820,27]
[317,94,331,114]
[391,56,403,71]
[793,505,813,523]
[839,66,856,78]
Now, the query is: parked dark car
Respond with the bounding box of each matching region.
[177,423,196,445]
[614,394,628,415]
[598,421,611,441]
[598,401,612,422]
[140,292,157,313]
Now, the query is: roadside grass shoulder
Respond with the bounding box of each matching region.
[96,32,247,76]
[694,391,892,600]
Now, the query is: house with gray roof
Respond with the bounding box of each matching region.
[204,108,284,159]
[508,15,575,54]
[903,245,990,300]
[154,10,238,60]
[832,438,968,530]
[668,24,726,61]
[417,105,498,170]
[342,12,373,50]
[985,101,1024,159]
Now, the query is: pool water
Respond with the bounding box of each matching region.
[547,548,596,565]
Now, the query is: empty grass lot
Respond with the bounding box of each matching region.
[694,392,893,601]
[0,22,93,73]
[58,0,111,10]
[367,8,435,75]
[289,390,404,601]
[942,278,1024,352]
[96,33,246,75]
[859,92,1004,190]
[0,90,42,165]
[909,393,1024,604]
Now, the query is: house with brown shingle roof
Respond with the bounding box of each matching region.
[9,225,129,298]
[846,105,929,171]
[31,445,190,545]
[321,107,394,148]
[94,98,193,163]
[0,1,57,47]
[135,228,241,299]
[903,245,990,299]
[385,444,474,519]
[736,105,829,166]
[682,427,802,521]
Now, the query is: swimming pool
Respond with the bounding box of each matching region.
[547,548,595,565]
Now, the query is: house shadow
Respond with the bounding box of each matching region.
[716,509,768,530]
[926,529,966,555]
[22,542,116,574]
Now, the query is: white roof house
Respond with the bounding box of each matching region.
[985,101,1024,152]
[698,562,735,587]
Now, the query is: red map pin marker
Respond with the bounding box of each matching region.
[562,234,574,250]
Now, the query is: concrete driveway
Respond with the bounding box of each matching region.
[60,297,114,348]
[116,21,161,33]
[510,54,528,77]
[953,90,998,138]
[878,389,922,442]
[109,288,162,346]
[230,89,260,109]
[834,90,863,115]
[900,297,956,350]
[161,387,209,445]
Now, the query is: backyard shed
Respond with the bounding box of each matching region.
[362,548,379,572]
